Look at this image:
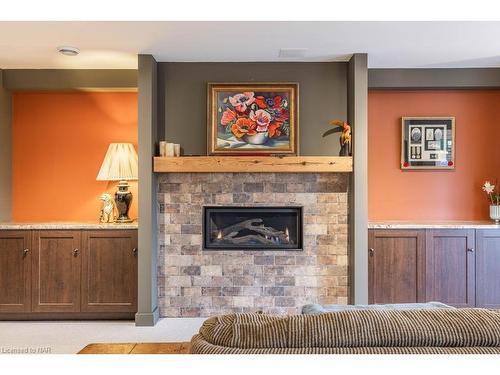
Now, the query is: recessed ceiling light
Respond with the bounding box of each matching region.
[279,48,308,58]
[57,46,80,56]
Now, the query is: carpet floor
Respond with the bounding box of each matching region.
[0,318,205,354]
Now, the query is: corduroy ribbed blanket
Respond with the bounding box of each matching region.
[191,308,500,354]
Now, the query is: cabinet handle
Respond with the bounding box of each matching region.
[23,248,30,257]
[467,248,475,253]
[133,248,138,256]
[369,248,375,255]
[73,248,79,257]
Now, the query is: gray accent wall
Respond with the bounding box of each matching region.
[0,70,12,221]
[159,62,347,156]
[369,68,500,89]
[348,54,368,305]
[136,55,159,326]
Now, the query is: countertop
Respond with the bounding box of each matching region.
[0,222,138,230]
[368,221,500,229]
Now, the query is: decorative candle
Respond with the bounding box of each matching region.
[174,144,181,157]
[165,143,175,157]
[159,141,167,157]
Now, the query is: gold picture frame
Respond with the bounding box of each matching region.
[207,82,299,155]
[401,116,456,170]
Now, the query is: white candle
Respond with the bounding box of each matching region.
[174,144,181,157]
[165,143,175,157]
[159,141,167,156]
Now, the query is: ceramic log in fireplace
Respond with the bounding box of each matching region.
[203,206,303,251]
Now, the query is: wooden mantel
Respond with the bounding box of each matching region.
[153,156,352,173]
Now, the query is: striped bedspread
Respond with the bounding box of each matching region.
[190,308,500,354]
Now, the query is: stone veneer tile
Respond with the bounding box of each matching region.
[201,287,221,296]
[157,172,349,318]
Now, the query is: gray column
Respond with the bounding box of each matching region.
[0,70,12,221]
[136,55,159,326]
[347,54,369,304]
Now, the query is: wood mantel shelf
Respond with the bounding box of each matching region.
[153,156,352,173]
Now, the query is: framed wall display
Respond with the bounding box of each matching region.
[207,82,298,155]
[401,117,455,170]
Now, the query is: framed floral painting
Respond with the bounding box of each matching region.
[207,83,298,155]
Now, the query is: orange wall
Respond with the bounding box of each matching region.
[369,90,500,222]
[12,91,138,222]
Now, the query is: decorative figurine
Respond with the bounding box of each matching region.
[322,120,352,156]
[99,193,116,223]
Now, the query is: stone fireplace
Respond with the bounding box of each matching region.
[157,172,349,317]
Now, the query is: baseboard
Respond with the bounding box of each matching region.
[134,306,159,326]
[0,312,135,320]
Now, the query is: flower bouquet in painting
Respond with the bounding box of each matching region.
[208,83,298,155]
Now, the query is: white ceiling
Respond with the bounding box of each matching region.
[1,21,500,69]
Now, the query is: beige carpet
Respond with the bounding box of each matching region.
[0,318,205,354]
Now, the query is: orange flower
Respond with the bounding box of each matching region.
[231,118,257,138]
[221,108,236,126]
[254,96,267,109]
[268,122,282,138]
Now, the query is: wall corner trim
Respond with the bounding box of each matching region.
[348,54,369,305]
[135,307,160,327]
[0,69,12,221]
[137,54,159,326]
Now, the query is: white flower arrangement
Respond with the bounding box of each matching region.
[482,181,500,205]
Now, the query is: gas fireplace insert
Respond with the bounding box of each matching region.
[203,206,303,251]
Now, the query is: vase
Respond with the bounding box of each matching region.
[490,205,500,224]
[243,132,269,145]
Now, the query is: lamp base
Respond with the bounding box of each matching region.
[115,180,133,223]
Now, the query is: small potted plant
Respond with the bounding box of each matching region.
[482,181,500,224]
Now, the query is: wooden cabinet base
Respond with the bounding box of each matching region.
[0,312,135,320]
[369,228,500,308]
[0,228,138,320]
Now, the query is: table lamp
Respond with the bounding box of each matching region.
[96,143,138,223]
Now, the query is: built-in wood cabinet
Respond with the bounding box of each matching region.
[425,229,475,307]
[0,231,31,313]
[0,228,137,319]
[476,229,500,308]
[32,231,82,313]
[368,230,425,304]
[369,228,499,308]
[81,230,138,313]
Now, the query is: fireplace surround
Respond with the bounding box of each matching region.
[157,172,349,317]
[203,206,303,251]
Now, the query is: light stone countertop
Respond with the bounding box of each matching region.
[368,221,500,229]
[0,222,138,230]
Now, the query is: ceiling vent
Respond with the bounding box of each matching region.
[278,48,308,58]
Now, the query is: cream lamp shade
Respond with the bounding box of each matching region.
[96,143,138,181]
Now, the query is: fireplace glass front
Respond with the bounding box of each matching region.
[203,206,303,250]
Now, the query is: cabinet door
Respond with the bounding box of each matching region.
[32,231,81,312]
[81,230,137,313]
[476,229,500,308]
[0,231,31,312]
[368,230,425,304]
[425,229,475,307]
